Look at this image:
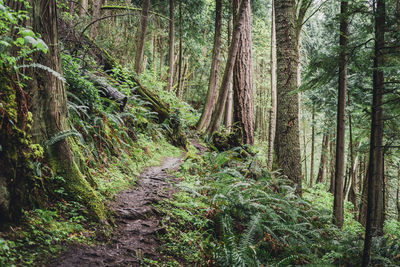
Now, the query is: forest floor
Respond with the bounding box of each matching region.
[48,156,184,267]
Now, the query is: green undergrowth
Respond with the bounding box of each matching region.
[154,146,400,266]
[0,51,182,266]
[0,204,92,266]
[0,136,181,267]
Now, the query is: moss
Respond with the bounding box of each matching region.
[48,153,106,223]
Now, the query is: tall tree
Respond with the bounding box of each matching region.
[89,0,102,39]
[29,0,105,221]
[134,0,151,74]
[316,133,329,184]
[274,0,303,194]
[362,0,386,264]
[310,105,315,186]
[232,0,254,144]
[197,0,222,131]
[207,0,249,135]
[333,0,349,229]
[166,0,175,92]
[267,1,277,168]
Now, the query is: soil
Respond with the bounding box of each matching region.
[48,156,183,267]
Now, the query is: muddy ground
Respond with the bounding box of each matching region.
[48,157,183,267]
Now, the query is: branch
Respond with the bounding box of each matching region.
[301,0,329,27]
[101,5,170,21]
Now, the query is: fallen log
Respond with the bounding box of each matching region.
[86,73,128,111]
[59,20,188,149]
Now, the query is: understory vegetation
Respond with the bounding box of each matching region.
[154,148,400,266]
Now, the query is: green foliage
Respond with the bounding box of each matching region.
[0,206,92,266]
[0,0,47,68]
[62,54,100,108]
[159,147,400,266]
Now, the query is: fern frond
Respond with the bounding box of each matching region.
[18,63,66,83]
[45,129,83,147]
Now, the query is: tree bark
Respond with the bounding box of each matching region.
[176,1,184,100]
[197,0,222,131]
[362,0,386,264]
[348,114,358,210]
[316,133,328,184]
[310,105,315,187]
[207,0,250,135]
[274,0,303,194]
[134,0,151,74]
[79,0,88,16]
[333,0,348,229]
[166,0,175,92]
[267,1,277,168]
[89,0,102,39]
[329,136,335,194]
[231,0,254,145]
[29,0,105,222]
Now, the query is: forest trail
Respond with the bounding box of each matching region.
[48,156,183,267]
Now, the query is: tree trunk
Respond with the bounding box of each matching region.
[197,0,222,131]
[303,124,308,182]
[224,84,233,131]
[89,0,102,39]
[359,162,369,226]
[166,0,175,92]
[176,1,184,100]
[207,0,250,135]
[267,1,277,168]
[159,37,165,79]
[329,136,335,194]
[333,0,348,228]
[274,0,302,194]
[232,0,254,145]
[348,114,358,210]
[310,105,315,187]
[29,0,105,222]
[79,0,88,16]
[397,167,400,222]
[316,133,328,184]
[362,0,386,264]
[134,0,151,74]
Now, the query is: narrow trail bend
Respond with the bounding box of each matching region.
[49,156,183,267]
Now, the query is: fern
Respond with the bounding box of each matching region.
[45,130,83,147]
[17,63,66,83]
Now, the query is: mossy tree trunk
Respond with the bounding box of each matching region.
[28,0,106,222]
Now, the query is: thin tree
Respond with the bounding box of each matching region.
[89,0,102,39]
[79,0,88,16]
[267,1,277,168]
[316,132,329,184]
[310,105,315,187]
[177,0,184,99]
[207,0,249,134]
[362,0,386,264]
[197,0,222,130]
[134,0,151,74]
[166,0,175,92]
[333,0,349,229]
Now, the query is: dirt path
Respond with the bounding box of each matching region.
[49,157,183,267]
